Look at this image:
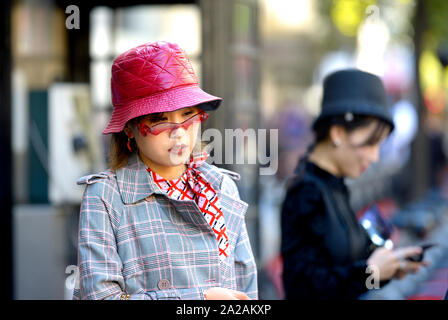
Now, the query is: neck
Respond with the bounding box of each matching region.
[138,151,187,180]
[308,142,342,177]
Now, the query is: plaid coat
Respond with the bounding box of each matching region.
[73,153,257,300]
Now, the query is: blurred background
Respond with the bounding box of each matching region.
[1,0,447,300]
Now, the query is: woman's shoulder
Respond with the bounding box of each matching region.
[77,169,124,228]
[201,162,240,180]
[77,169,120,200]
[203,163,242,199]
[285,174,323,202]
[77,169,116,186]
[282,175,325,218]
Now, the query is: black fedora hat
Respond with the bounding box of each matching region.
[312,69,394,131]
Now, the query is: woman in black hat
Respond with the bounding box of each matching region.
[281,69,427,299]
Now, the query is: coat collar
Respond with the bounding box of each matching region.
[116,152,225,204]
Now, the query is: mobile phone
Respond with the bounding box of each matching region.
[405,243,438,262]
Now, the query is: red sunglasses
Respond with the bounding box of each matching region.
[137,111,209,136]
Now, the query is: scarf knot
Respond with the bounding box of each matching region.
[146,152,229,260]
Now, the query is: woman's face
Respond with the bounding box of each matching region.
[333,120,390,179]
[127,106,202,169]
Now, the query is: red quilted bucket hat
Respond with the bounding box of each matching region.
[103,41,222,134]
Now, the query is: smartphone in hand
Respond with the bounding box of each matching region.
[405,243,438,262]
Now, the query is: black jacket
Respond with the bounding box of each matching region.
[281,160,377,299]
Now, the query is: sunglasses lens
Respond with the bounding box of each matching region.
[140,112,208,135]
[150,124,168,135]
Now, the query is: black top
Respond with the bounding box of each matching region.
[281,160,376,299]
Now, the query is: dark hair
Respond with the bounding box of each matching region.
[293,114,392,178]
[108,112,165,171]
[313,114,391,147]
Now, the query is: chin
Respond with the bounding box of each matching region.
[168,153,190,165]
[346,171,362,179]
[355,170,365,178]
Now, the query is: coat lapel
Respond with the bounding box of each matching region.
[115,153,249,244]
[115,153,164,204]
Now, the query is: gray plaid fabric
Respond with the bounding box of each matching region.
[72,153,257,300]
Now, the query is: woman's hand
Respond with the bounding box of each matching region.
[393,247,430,280]
[203,287,250,300]
[367,246,427,281]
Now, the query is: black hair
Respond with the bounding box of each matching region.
[293,114,392,179]
[313,114,391,146]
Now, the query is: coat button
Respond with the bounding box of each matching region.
[158,279,170,290]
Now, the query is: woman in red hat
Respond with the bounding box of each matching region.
[73,42,257,300]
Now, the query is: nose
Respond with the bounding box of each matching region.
[367,144,381,164]
[169,125,187,139]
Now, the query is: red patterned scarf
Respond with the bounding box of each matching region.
[146,152,229,260]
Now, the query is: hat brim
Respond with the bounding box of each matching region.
[103,85,222,134]
[311,103,395,132]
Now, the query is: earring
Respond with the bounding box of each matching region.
[127,137,132,152]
